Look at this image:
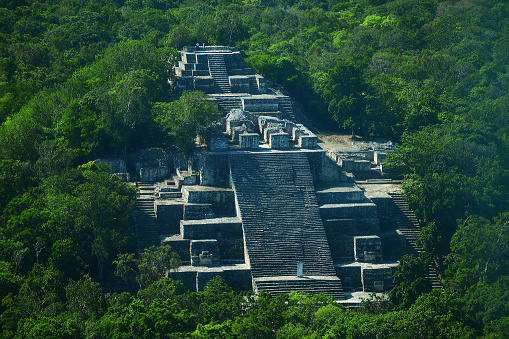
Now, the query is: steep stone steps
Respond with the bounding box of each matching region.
[277,97,297,121]
[229,152,344,298]
[389,192,442,289]
[216,97,243,115]
[207,54,231,94]
[254,276,345,300]
[249,77,259,94]
[134,183,160,253]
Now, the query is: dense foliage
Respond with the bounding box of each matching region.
[1,0,509,337]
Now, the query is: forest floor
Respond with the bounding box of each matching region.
[316,132,393,153]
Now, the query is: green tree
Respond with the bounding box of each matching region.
[136,245,181,288]
[154,91,220,153]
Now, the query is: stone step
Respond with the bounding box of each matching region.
[254,276,344,300]
[316,185,365,204]
[229,152,340,292]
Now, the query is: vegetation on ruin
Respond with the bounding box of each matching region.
[1,0,509,337]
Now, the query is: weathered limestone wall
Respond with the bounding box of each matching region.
[140,166,169,182]
[354,236,382,262]
[269,132,289,149]
[180,218,242,239]
[239,133,259,149]
[197,152,230,187]
[305,151,342,184]
[182,186,236,216]
[319,203,378,220]
[323,218,381,235]
[155,201,183,235]
[362,266,396,292]
[242,97,279,112]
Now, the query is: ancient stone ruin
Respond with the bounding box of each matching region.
[98,46,435,303]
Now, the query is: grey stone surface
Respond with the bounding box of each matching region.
[182,185,235,216]
[242,97,279,112]
[155,200,183,235]
[239,132,259,149]
[190,239,220,266]
[229,152,340,284]
[140,166,168,182]
[354,236,382,262]
[269,132,289,149]
[180,217,242,239]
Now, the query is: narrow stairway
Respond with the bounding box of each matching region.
[389,192,442,289]
[217,97,243,115]
[207,54,231,94]
[134,183,160,253]
[278,97,297,122]
[229,152,344,299]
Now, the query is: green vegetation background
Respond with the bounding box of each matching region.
[1,0,509,337]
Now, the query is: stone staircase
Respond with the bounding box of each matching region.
[278,96,297,121]
[134,183,160,253]
[208,54,231,94]
[389,192,442,289]
[254,276,344,299]
[249,77,258,94]
[229,152,344,299]
[216,97,243,115]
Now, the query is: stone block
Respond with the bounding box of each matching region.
[292,125,306,140]
[316,185,365,204]
[194,77,214,93]
[190,239,220,266]
[178,69,192,77]
[298,134,318,148]
[183,203,215,220]
[323,218,381,236]
[155,201,183,235]
[264,126,284,142]
[239,132,259,149]
[326,235,355,261]
[180,217,242,240]
[181,186,235,216]
[140,166,168,182]
[354,236,382,262]
[362,266,393,292]
[226,118,254,137]
[182,52,196,63]
[179,61,195,70]
[284,121,296,135]
[340,159,371,172]
[335,265,362,289]
[195,63,209,71]
[242,97,279,112]
[199,152,229,187]
[232,125,249,142]
[217,238,245,261]
[269,132,289,149]
[258,116,281,135]
[207,133,228,152]
[229,76,250,93]
[196,54,208,64]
